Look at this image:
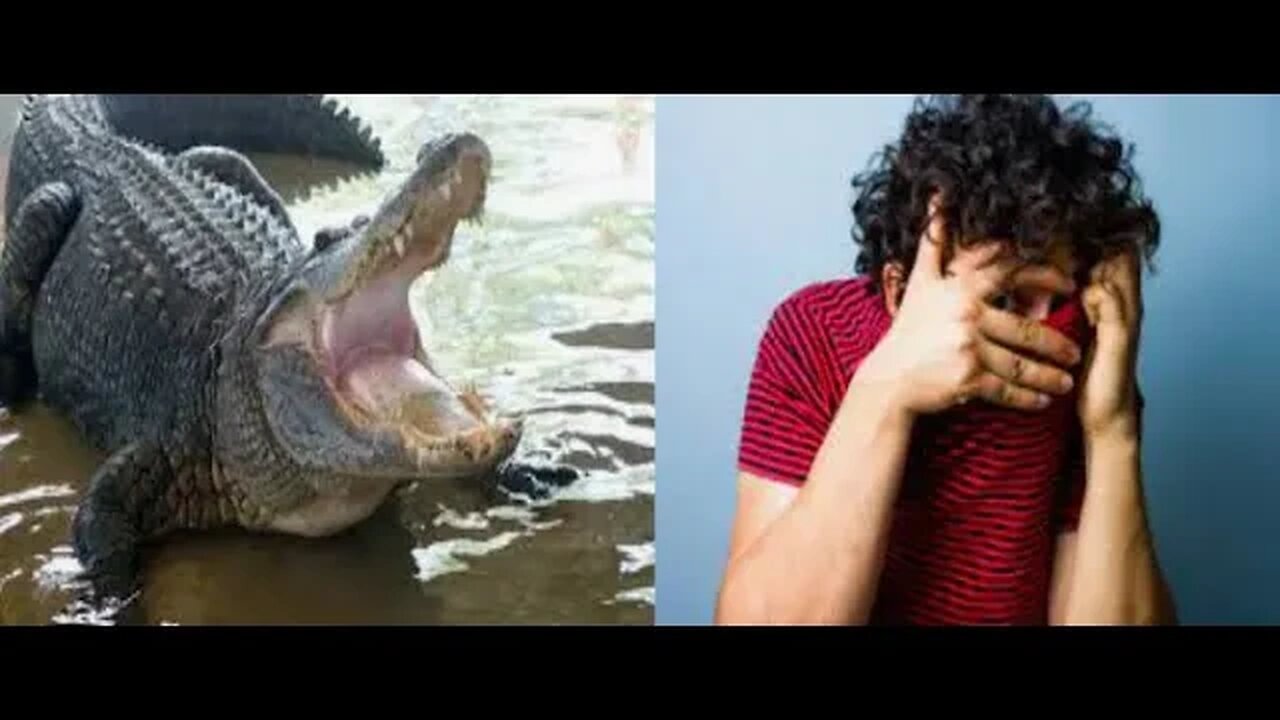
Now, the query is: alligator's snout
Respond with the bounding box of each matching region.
[402,132,492,224]
[417,132,493,186]
[315,132,492,304]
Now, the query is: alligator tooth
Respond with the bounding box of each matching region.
[438,183,451,202]
[393,233,406,258]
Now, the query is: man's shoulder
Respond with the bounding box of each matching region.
[763,275,885,343]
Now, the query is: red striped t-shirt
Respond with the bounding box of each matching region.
[737,275,1099,625]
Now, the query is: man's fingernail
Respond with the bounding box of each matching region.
[1060,375,1074,392]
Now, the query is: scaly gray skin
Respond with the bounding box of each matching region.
[0,95,528,609]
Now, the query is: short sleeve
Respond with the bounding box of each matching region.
[1055,383,1146,533]
[736,300,837,486]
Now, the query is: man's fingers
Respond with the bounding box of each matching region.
[966,254,1027,298]
[966,372,1053,411]
[910,197,948,283]
[1083,281,1125,326]
[949,241,1009,276]
[1091,248,1141,319]
[1006,263,1077,297]
[979,305,1082,367]
[976,339,1076,397]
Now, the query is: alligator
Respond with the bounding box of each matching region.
[0,94,542,612]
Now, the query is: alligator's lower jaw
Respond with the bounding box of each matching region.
[399,414,523,478]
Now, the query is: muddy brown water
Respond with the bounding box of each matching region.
[0,95,654,625]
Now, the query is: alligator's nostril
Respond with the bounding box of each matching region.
[415,133,491,176]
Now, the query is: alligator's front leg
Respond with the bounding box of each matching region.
[70,441,178,606]
[72,438,238,609]
[64,441,239,622]
[177,146,296,234]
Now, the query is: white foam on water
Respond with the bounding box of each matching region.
[617,543,653,575]
[412,531,527,584]
[484,504,563,532]
[551,465,655,504]
[486,504,537,523]
[33,545,83,591]
[432,503,567,535]
[520,518,564,532]
[0,430,19,450]
[433,504,490,531]
[50,596,128,626]
[0,484,76,510]
[0,568,23,593]
[610,587,654,606]
[0,511,22,536]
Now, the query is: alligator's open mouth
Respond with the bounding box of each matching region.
[267,133,520,476]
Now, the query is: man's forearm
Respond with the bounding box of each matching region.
[1061,432,1175,624]
[716,379,914,625]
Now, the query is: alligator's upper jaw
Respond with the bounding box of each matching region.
[323,133,493,303]
[306,133,520,477]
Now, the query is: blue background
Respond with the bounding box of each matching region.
[655,95,1280,625]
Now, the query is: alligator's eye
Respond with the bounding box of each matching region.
[313,227,349,253]
[313,215,369,255]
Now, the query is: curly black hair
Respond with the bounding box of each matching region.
[850,94,1160,293]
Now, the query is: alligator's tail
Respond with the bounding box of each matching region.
[96,95,386,170]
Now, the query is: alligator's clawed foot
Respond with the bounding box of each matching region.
[68,548,144,620]
[52,575,145,626]
[495,458,581,500]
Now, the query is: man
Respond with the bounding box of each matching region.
[715,94,1176,625]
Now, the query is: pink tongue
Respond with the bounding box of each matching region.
[342,355,481,436]
[327,275,418,372]
[342,355,437,411]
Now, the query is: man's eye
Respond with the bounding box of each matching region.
[989,292,1014,311]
